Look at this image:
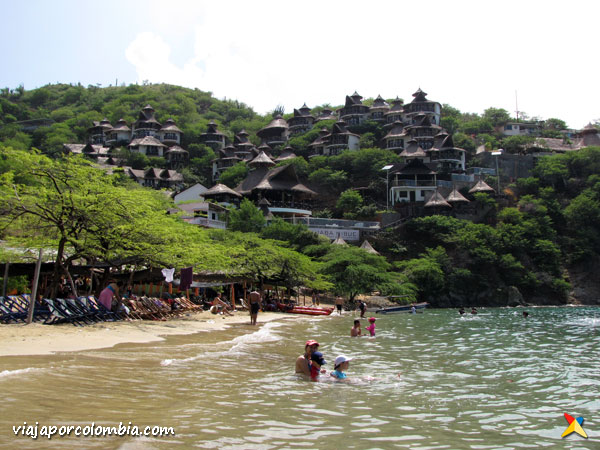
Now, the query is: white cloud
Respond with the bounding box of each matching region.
[125,0,600,128]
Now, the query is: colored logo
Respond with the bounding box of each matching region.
[561,413,587,439]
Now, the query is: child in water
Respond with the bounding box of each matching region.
[351,319,362,336]
[330,355,353,380]
[366,317,376,336]
[310,351,327,381]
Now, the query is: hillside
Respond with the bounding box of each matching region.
[1,83,599,306]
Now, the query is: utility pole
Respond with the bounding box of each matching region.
[382,165,394,210]
[492,150,503,194]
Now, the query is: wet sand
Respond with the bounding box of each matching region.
[0,310,288,356]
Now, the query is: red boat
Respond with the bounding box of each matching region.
[277,304,334,316]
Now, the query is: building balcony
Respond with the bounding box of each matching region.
[391,180,437,187]
[201,134,226,143]
[187,217,227,229]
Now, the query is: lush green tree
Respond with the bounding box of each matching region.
[501,135,535,154]
[544,118,567,130]
[319,245,395,301]
[260,217,325,251]
[336,189,363,218]
[460,117,494,135]
[483,107,511,127]
[218,162,248,188]
[0,147,229,296]
[227,198,265,233]
[453,132,476,154]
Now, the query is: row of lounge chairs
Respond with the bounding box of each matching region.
[0,294,203,327]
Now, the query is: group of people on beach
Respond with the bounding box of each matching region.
[295,340,353,381]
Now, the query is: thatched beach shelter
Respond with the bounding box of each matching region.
[468,179,495,195]
[332,235,348,246]
[360,240,380,255]
[446,188,470,204]
[424,190,452,209]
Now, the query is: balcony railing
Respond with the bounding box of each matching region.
[188,218,227,229]
[275,217,380,230]
[391,180,437,187]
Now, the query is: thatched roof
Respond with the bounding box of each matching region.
[249,150,276,167]
[160,118,183,133]
[332,236,348,245]
[469,179,495,194]
[275,147,297,162]
[360,240,379,255]
[400,140,427,158]
[204,183,242,198]
[236,164,316,196]
[446,188,470,203]
[425,191,451,208]
[129,136,166,147]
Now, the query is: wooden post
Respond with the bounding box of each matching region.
[27,249,43,324]
[243,281,247,308]
[2,262,8,297]
[230,283,235,310]
[168,282,173,294]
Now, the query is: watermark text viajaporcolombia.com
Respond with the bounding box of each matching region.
[13,421,175,440]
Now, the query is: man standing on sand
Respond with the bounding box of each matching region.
[295,340,319,376]
[335,295,344,315]
[249,288,261,325]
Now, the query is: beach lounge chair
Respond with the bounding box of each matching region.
[65,298,102,323]
[9,295,53,323]
[0,297,28,323]
[42,298,85,326]
[79,296,122,321]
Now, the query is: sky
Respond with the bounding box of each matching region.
[1,0,598,129]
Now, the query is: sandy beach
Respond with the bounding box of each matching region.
[0,310,288,357]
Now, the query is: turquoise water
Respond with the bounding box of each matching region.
[1,307,599,449]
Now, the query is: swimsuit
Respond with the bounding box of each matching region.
[336,304,342,311]
[310,363,319,380]
[331,370,347,379]
[250,302,260,314]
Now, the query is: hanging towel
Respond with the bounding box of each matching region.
[180,267,193,290]
[161,268,175,283]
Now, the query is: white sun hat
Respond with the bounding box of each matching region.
[334,355,353,367]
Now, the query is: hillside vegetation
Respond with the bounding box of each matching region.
[1,83,599,305]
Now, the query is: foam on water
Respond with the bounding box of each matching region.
[160,321,285,366]
[0,367,42,379]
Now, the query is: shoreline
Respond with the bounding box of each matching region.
[0,310,290,357]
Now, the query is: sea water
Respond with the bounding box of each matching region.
[0,307,599,449]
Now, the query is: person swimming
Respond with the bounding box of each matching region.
[351,319,362,337]
[330,355,352,380]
